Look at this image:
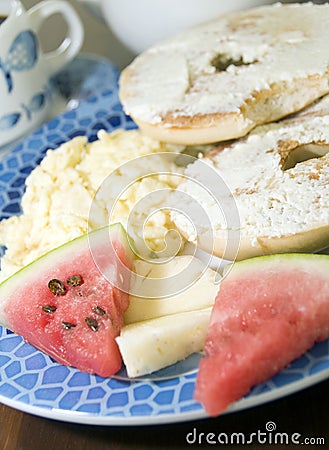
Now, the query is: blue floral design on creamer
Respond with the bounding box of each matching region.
[0,29,41,134]
[0,30,38,93]
[0,88,51,131]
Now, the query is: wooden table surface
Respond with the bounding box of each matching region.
[0,377,328,450]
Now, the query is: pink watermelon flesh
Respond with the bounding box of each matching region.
[0,225,133,377]
[194,253,329,416]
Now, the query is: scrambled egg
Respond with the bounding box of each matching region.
[0,129,185,281]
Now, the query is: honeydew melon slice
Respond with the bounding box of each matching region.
[117,307,212,378]
[125,255,220,324]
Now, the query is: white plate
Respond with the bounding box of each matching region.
[0,55,328,426]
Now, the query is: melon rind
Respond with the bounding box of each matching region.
[224,252,329,277]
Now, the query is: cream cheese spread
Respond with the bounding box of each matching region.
[121,3,329,124]
[171,95,329,242]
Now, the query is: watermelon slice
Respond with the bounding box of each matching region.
[0,224,134,377]
[194,253,329,416]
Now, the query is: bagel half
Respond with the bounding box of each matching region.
[171,94,329,260]
[120,3,329,145]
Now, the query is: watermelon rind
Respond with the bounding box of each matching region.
[223,252,329,278]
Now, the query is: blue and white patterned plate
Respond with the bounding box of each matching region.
[0,55,328,425]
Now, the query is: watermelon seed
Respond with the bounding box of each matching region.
[42,304,57,313]
[93,306,105,316]
[61,321,76,330]
[85,317,99,332]
[67,274,83,287]
[48,279,66,296]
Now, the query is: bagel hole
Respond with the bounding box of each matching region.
[282,143,329,170]
[211,54,257,72]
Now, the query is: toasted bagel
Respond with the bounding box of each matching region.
[171,94,329,260]
[120,3,329,145]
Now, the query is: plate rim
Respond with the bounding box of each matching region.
[0,362,328,426]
